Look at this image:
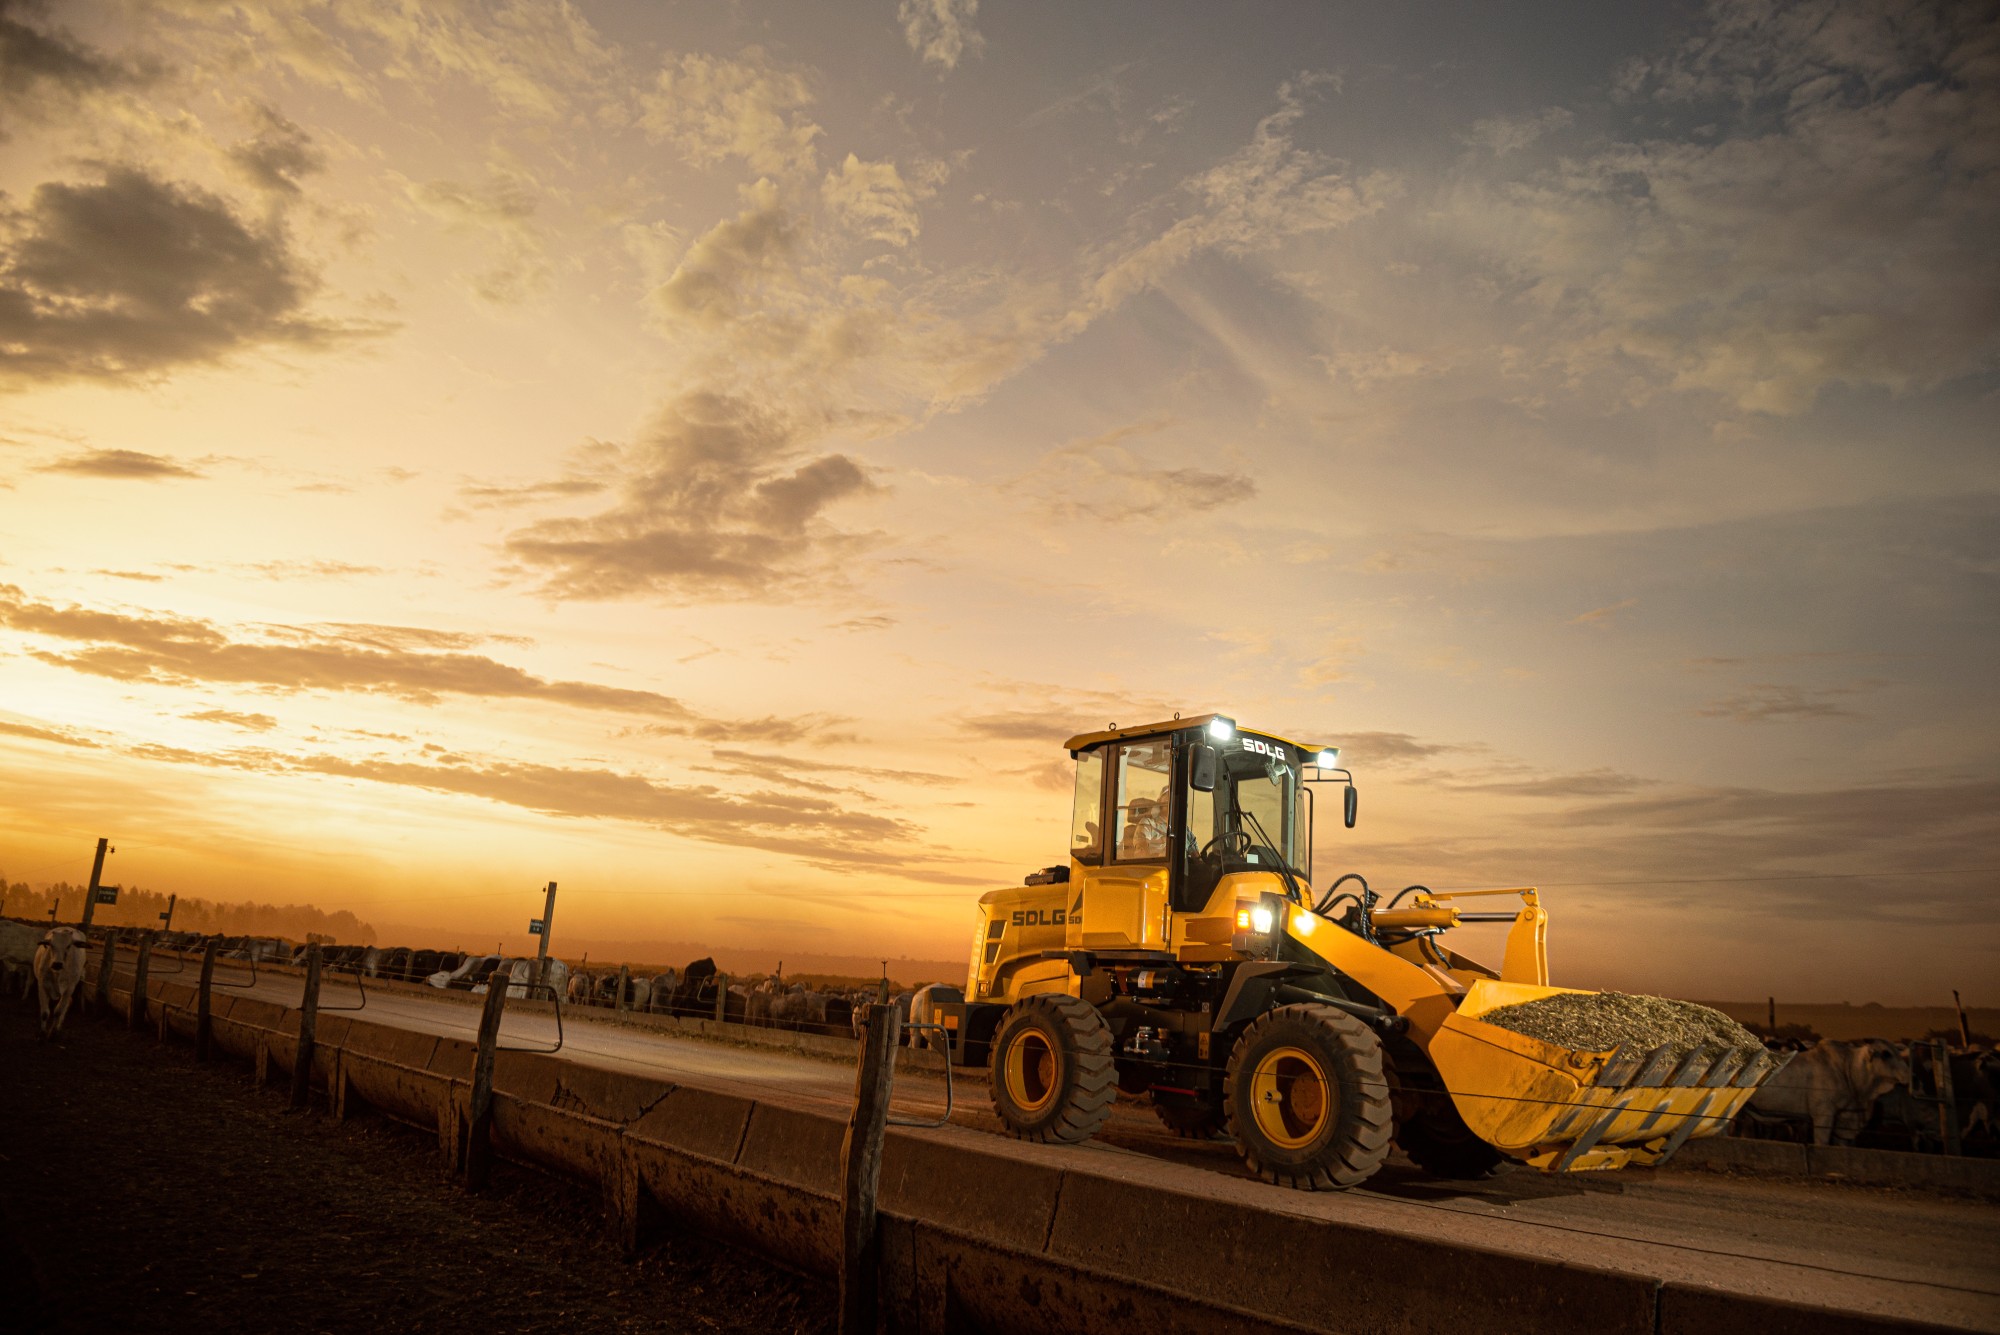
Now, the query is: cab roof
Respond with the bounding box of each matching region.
[1063,713,1319,755]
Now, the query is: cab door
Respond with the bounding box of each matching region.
[1070,737,1171,949]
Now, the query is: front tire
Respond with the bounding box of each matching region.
[988,994,1116,1144]
[1226,1004,1393,1190]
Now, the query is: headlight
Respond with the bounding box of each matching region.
[1208,716,1236,742]
[1316,748,1339,769]
[1250,904,1275,934]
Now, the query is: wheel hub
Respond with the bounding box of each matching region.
[1249,1045,1331,1149]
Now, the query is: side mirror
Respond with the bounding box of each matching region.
[1343,784,1358,829]
[1190,743,1217,793]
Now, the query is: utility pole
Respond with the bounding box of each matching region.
[532,881,558,989]
[79,837,113,930]
[160,894,177,931]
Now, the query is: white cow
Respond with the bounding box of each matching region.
[1747,1039,1913,1145]
[1,919,44,999]
[33,927,88,1039]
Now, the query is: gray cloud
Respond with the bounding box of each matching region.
[696,747,958,795]
[1454,0,2000,417]
[959,711,1097,745]
[0,165,368,388]
[502,392,876,601]
[0,583,822,737]
[123,739,919,870]
[1442,769,1660,799]
[638,51,821,177]
[1343,774,2000,931]
[1020,417,1257,522]
[648,180,798,327]
[35,448,202,479]
[407,164,552,305]
[227,104,325,196]
[242,559,386,580]
[0,716,98,747]
[1338,731,1463,767]
[1695,681,1885,724]
[1528,777,2000,922]
[185,708,277,732]
[899,0,985,73]
[0,0,141,130]
[458,477,608,509]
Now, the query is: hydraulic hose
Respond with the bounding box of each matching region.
[1314,872,1381,942]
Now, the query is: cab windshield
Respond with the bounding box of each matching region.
[1186,733,1306,892]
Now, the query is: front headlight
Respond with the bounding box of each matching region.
[1250,904,1274,934]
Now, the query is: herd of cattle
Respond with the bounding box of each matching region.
[1,924,960,1048]
[3,918,1994,1156]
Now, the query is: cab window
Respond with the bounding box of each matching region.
[1112,739,1172,862]
[1070,750,1105,864]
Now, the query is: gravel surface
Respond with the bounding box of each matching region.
[1481,990,1764,1059]
[0,1003,833,1334]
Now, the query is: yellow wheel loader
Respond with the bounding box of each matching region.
[927,714,1789,1191]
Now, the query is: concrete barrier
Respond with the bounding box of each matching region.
[73,955,1990,1335]
[1671,1135,2000,1199]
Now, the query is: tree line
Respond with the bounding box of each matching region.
[0,875,378,945]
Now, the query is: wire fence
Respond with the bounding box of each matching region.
[42,921,1994,1162]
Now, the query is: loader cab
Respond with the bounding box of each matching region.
[1064,714,1343,952]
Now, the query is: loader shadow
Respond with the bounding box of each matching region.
[1092,1121,1612,1208]
[1363,1159,1614,1206]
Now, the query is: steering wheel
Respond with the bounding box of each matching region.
[1199,829,1254,861]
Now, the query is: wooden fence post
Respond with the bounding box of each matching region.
[195,937,219,1061]
[1934,1040,1961,1157]
[617,963,630,1015]
[464,966,509,1191]
[713,972,729,1023]
[129,933,153,1032]
[291,942,323,1112]
[840,1001,901,1335]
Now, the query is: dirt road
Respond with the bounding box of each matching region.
[55,955,2000,1330]
[0,1004,833,1334]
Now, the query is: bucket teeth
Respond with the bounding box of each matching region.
[1668,1046,1720,1087]
[1630,1043,1679,1088]
[1596,1043,1639,1087]
[1704,1048,1749,1087]
[1733,1049,1771,1088]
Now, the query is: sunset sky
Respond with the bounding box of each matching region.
[1,0,1994,1003]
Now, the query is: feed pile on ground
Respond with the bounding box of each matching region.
[1479,990,1763,1058]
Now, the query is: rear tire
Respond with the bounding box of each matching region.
[989,994,1116,1144]
[1226,1003,1393,1190]
[1396,1101,1508,1179]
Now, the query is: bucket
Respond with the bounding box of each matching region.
[1425,979,1789,1172]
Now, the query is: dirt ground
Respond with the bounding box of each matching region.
[0,1003,834,1334]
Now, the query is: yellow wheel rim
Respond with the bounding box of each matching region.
[1249,1045,1331,1150]
[1004,1030,1059,1115]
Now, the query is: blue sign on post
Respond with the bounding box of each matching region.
[528,919,544,935]
[96,885,119,905]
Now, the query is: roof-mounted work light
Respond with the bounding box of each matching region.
[1207,716,1236,742]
